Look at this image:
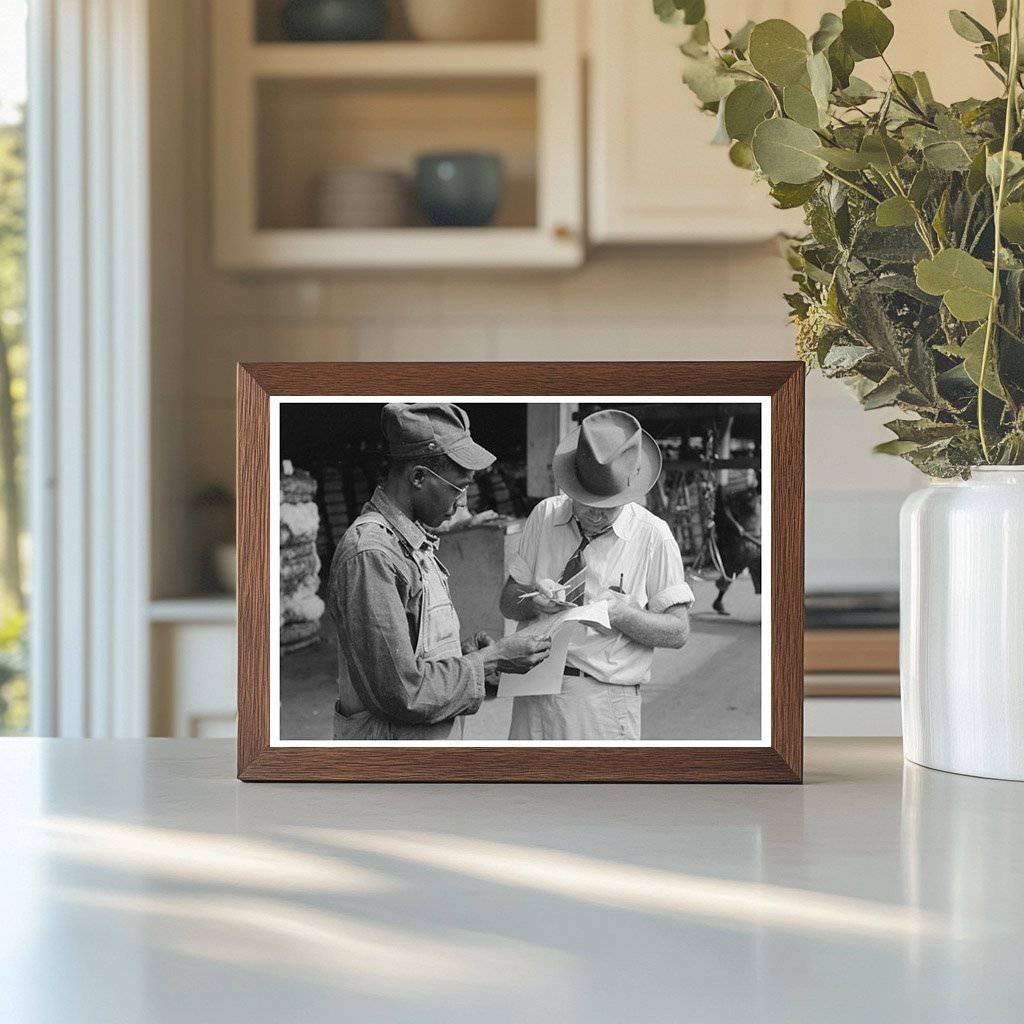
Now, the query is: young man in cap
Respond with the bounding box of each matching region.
[330,402,551,741]
[499,409,693,741]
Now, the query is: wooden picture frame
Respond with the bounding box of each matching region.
[237,362,804,782]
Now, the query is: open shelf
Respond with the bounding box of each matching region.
[257,76,537,232]
[222,227,578,269]
[213,0,581,268]
[254,0,538,45]
[249,42,544,78]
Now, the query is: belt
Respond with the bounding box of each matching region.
[563,666,640,694]
[564,666,596,680]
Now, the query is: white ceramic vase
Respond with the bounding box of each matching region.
[900,467,1024,781]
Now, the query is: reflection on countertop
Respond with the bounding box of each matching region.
[1,738,1023,1023]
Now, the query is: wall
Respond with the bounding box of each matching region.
[151,0,920,598]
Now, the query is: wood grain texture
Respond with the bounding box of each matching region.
[236,366,270,777]
[236,361,805,783]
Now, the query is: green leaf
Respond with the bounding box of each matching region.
[874,439,921,455]
[710,108,731,145]
[690,20,710,46]
[770,179,820,208]
[884,418,963,443]
[959,324,1007,398]
[783,83,822,128]
[837,75,877,105]
[748,19,810,87]
[909,165,936,205]
[860,133,905,173]
[821,341,874,374]
[993,0,1008,24]
[654,0,705,25]
[985,150,1024,190]
[923,141,972,171]
[914,249,994,321]
[751,117,827,184]
[827,35,855,89]
[862,374,902,409]
[967,142,993,193]
[681,0,705,25]
[653,0,677,23]
[807,51,833,110]
[892,72,919,102]
[999,202,1024,242]
[728,140,758,169]
[810,12,843,54]
[723,81,775,143]
[855,225,929,263]
[948,10,993,44]
[724,20,755,53]
[932,190,950,246]
[814,145,872,170]
[846,284,908,370]
[842,1,894,60]
[912,71,935,105]
[681,55,737,103]
[875,196,918,227]
[908,334,940,403]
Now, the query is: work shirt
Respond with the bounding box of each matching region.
[328,487,485,737]
[508,495,694,686]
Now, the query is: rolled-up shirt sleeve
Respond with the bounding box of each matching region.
[335,547,484,724]
[646,524,695,613]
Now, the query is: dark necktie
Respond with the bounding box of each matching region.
[559,532,592,605]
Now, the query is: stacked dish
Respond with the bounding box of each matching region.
[314,167,409,228]
[403,0,534,41]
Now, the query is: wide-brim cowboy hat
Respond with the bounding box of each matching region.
[553,409,662,508]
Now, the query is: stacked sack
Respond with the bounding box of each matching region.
[280,462,325,652]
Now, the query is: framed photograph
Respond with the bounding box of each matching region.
[237,362,804,782]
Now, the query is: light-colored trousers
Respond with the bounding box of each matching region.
[509,674,642,740]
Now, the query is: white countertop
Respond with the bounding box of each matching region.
[2,738,1022,1023]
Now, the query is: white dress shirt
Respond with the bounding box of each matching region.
[508,495,694,686]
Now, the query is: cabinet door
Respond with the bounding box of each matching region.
[588,1,1002,245]
[588,1,814,243]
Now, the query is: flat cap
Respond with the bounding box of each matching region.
[380,402,495,471]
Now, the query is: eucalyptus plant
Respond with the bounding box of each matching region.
[658,0,1024,474]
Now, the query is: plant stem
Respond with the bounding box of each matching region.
[979,0,1021,462]
[968,212,994,253]
[880,54,929,119]
[821,167,879,203]
[870,167,937,253]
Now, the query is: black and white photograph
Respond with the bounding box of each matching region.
[271,397,769,746]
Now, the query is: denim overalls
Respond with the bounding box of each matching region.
[333,509,467,741]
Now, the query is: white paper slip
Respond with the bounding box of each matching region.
[497,600,610,698]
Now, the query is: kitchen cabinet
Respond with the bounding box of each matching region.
[587,0,999,244]
[211,0,583,269]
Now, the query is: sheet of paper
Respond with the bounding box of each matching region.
[497,600,610,698]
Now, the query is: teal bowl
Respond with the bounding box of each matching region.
[415,152,505,228]
[281,0,388,42]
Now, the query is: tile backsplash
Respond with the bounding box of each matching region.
[168,247,918,595]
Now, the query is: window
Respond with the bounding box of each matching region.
[0,0,28,734]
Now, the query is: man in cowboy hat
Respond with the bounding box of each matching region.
[330,402,551,741]
[499,408,693,741]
